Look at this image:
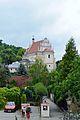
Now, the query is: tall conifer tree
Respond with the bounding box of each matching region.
[58,38,78,80]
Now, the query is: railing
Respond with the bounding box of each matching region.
[63,112,80,120]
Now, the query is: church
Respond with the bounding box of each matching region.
[22,37,56,72]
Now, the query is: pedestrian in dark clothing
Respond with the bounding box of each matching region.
[22,106,26,117]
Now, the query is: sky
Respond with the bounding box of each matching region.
[0,0,80,61]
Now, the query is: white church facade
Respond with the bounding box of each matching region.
[23,37,56,72]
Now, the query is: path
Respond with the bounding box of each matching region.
[0,99,64,120]
[45,98,64,119]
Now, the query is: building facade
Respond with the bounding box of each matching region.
[8,61,20,73]
[23,38,56,72]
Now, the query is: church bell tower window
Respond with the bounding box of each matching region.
[48,54,50,58]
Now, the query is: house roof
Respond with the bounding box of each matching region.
[8,61,20,69]
[26,39,53,54]
[10,75,32,87]
[43,48,53,52]
[21,59,30,63]
[27,41,40,54]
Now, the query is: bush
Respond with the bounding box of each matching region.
[21,94,26,103]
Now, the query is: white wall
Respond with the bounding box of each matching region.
[41,103,49,117]
[22,39,56,72]
[43,52,56,72]
[9,68,17,73]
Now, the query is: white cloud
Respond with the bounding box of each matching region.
[29,0,77,37]
[38,0,80,37]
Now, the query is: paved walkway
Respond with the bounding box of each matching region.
[0,99,64,120]
[16,98,64,120]
[16,106,63,120]
[44,98,64,119]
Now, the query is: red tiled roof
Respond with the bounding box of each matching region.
[43,48,53,52]
[26,40,53,54]
[27,41,40,54]
[10,76,32,87]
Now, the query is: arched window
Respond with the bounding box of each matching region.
[48,54,50,58]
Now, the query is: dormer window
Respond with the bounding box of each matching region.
[48,54,50,58]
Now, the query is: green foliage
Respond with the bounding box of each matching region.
[21,94,26,103]
[8,80,17,88]
[28,58,49,86]
[65,56,80,101]
[4,87,20,100]
[17,64,27,75]
[0,65,10,87]
[0,87,21,109]
[53,57,80,105]
[58,38,78,80]
[0,49,16,64]
[0,88,7,109]
[0,96,6,110]
[17,48,25,56]
[16,56,22,61]
[34,82,48,102]
[49,38,79,108]
[4,87,21,109]
[24,86,35,101]
[0,41,25,65]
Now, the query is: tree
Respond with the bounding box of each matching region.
[8,80,17,88]
[53,56,80,108]
[0,39,2,44]
[0,65,10,87]
[0,88,6,109]
[0,49,16,64]
[4,87,21,109]
[21,94,26,103]
[17,64,27,75]
[47,70,60,93]
[0,41,25,64]
[49,38,79,110]
[65,56,80,101]
[58,38,78,80]
[24,86,35,101]
[28,58,49,86]
[34,82,48,103]
[17,48,25,56]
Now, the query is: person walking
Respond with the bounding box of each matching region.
[22,106,26,117]
[26,107,31,119]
